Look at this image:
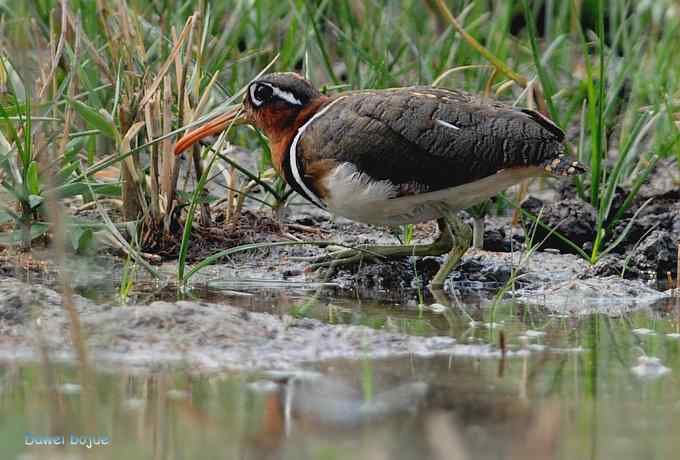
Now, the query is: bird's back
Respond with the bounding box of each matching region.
[298,86,569,194]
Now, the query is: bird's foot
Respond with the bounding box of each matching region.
[306,244,417,272]
[299,208,471,286]
[427,205,472,290]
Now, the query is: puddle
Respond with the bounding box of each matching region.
[1,271,680,459]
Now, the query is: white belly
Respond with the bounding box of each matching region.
[320,162,543,225]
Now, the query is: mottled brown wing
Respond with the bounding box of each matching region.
[297,87,565,193]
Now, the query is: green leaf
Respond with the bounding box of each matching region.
[28,194,43,209]
[56,182,121,198]
[176,191,219,204]
[57,162,80,185]
[0,98,26,166]
[25,161,40,195]
[68,98,119,141]
[70,226,94,253]
[87,134,96,164]
[402,224,414,245]
[0,56,25,101]
[62,137,86,164]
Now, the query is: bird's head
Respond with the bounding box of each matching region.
[174,72,322,155]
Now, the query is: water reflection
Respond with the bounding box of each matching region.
[1,287,679,459]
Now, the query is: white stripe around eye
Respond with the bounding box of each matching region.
[436,119,460,130]
[249,84,263,107]
[271,86,302,106]
[288,97,347,209]
[249,83,303,107]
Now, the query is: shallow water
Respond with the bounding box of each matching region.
[1,276,679,459]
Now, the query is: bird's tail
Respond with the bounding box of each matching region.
[541,154,587,177]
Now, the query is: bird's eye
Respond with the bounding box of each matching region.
[250,83,274,106]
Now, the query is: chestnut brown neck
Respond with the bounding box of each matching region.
[261,96,330,173]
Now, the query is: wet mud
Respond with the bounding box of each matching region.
[0,278,511,371]
[1,158,678,372]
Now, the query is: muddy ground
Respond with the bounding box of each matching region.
[0,271,671,372]
[0,155,678,371]
[0,219,674,372]
[0,277,512,371]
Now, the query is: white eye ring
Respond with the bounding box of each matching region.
[249,83,272,107]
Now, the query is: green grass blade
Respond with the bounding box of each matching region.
[605,154,659,230]
[303,0,340,85]
[500,196,590,261]
[600,197,654,258]
[68,98,119,141]
[592,0,607,206]
[521,0,558,121]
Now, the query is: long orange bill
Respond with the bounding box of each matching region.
[174,106,244,155]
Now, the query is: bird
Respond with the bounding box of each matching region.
[174,72,585,289]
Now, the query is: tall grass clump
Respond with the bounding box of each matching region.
[1,1,290,259]
[489,0,680,263]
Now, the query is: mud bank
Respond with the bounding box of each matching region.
[0,278,518,371]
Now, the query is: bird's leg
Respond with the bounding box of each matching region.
[472,216,485,249]
[428,206,472,290]
[304,207,471,284]
[306,218,454,271]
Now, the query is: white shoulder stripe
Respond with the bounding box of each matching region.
[289,97,346,208]
[436,119,460,130]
